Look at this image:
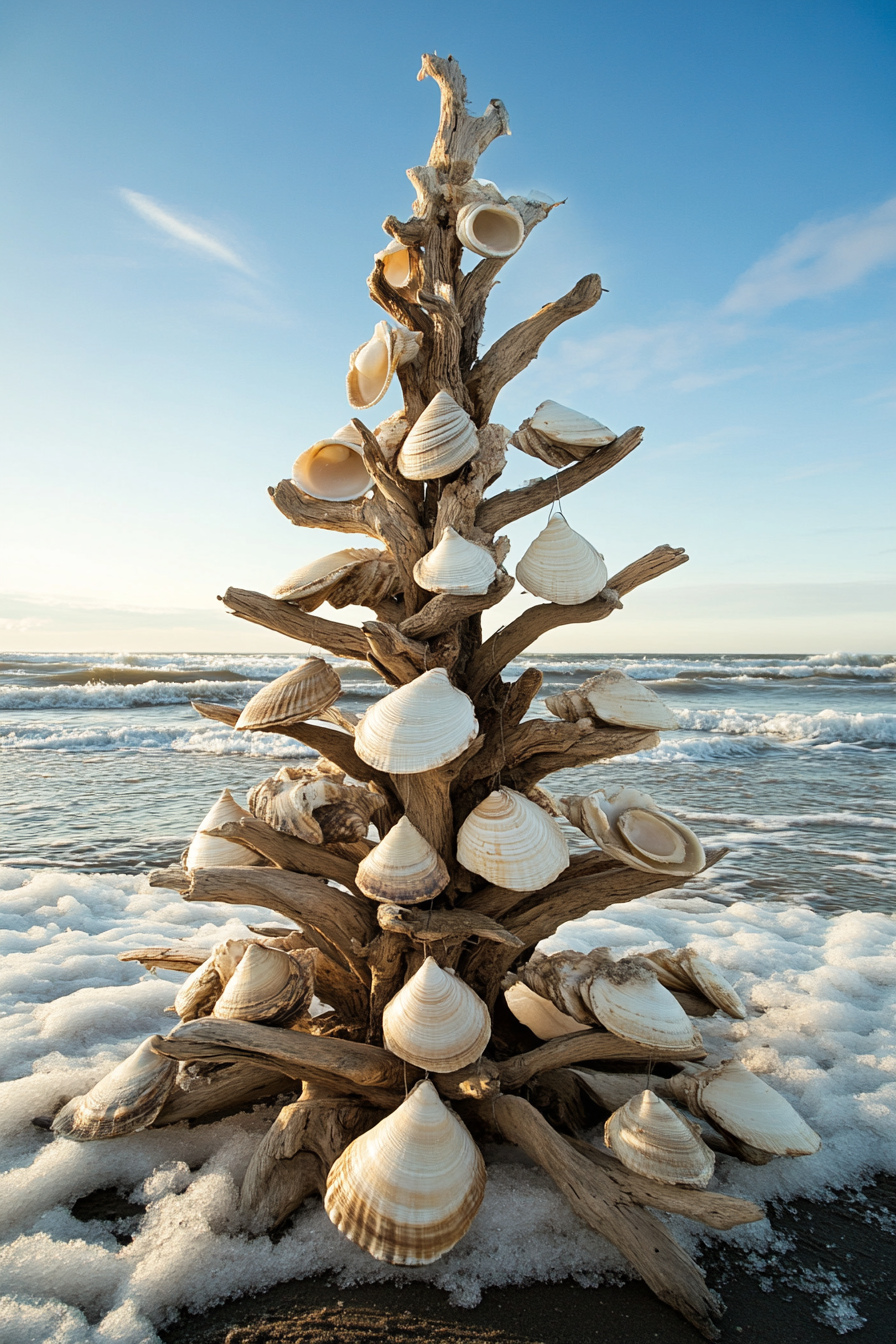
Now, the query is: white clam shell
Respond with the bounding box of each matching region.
[235,658,341,732]
[456,787,569,892]
[560,785,705,877]
[396,392,478,480]
[456,201,525,258]
[383,956,491,1072]
[52,1038,177,1141]
[529,400,615,448]
[354,669,478,774]
[292,438,373,502]
[604,1090,715,1188]
[545,669,678,731]
[413,527,497,596]
[213,943,316,1024]
[173,939,245,1021]
[675,949,746,1020]
[347,320,422,410]
[324,1079,486,1265]
[515,514,608,605]
[356,816,449,904]
[186,789,266,870]
[583,960,700,1051]
[504,982,583,1040]
[272,547,387,603]
[375,238,415,291]
[691,1060,821,1156]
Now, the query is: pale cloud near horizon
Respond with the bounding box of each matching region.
[119,189,255,275]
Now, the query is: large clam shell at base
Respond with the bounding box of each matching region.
[583,960,700,1052]
[396,392,479,481]
[173,938,249,1021]
[515,514,608,605]
[674,949,746,1020]
[383,957,491,1072]
[529,400,615,448]
[353,668,478,774]
[355,816,449,904]
[413,527,497,596]
[186,789,266,870]
[213,943,316,1025]
[675,1059,821,1157]
[271,548,387,603]
[504,982,584,1040]
[346,320,422,411]
[456,788,569,892]
[605,1089,715,1188]
[292,438,374,502]
[235,659,341,733]
[324,1079,486,1265]
[455,201,525,258]
[52,1038,177,1141]
[560,785,705,878]
[545,669,678,732]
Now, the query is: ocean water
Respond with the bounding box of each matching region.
[1,649,894,914]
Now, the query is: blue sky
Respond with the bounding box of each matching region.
[1,0,894,653]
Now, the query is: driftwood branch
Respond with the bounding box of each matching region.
[496,1032,706,1091]
[418,53,511,181]
[220,587,369,660]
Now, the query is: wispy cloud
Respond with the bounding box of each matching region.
[119,189,255,275]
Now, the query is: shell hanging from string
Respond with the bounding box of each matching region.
[515,513,608,604]
[382,957,491,1072]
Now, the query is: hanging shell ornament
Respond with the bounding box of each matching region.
[346,319,422,410]
[324,1079,486,1265]
[355,816,449,904]
[354,668,478,774]
[456,787,569,891]
[52,1038,178,1141]
[668,1059,821,1157]
[503,982,584,1040]
[559,785,705,877]
[383,957,491,1072]
[396,391,479,480]
[213,944,316,1025]
[248,763,384,845]
[545,669,678,731]
[515,514,608,605]
[456,201,525,258]
[604,1089,715,1188]
[292,428,374,502]
[374,238,415,292]
[673,948,746,1020]
[583,959,700,1051]
[272,547,390,605]
[185,789,266,870]
[413,527,497,596]
[235,658,341,732]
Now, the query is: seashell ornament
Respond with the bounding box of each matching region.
[354,668,478,774]
[235,658,341,732]
[272,547,387,604]
[413,527,497,596]
[529,400,615,448]
[186,789,266,870]
[213,943,316,1025]
[456,787,569,891]
[325,1079,486,1265]
[374,238,415,291]
[173,938,249,1021]
[560,785,705,878]
[347,320,422,410]
[545,669,678,731]
[515,514,608,605]
[52,1037,177,1141]
[248,763,383,845]
[397,392,479,480]
[670,1059,821,1157]
[355,816,449,904]
[293,435,374,502]
[383,957,491,1072]
[605,1089,715,1188]
[583,959,700,1051]
[674,949,746,1020]
[456,201,525,258]
[504,982,584,1040]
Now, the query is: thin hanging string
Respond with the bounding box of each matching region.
[646,1055,655,1092]
[548,472,565,520]
[492,679,512,791]
[403,1058,409,1099]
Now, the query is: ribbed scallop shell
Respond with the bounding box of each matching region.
[355,816,449,904]
[504,982,584,1040]
[213,943,315,1024]
[346,320,422,410]
[604,1090,715,1188]
[529,400,616,447]
[456,201,525,258]
[456,787,569,891]
[375,238,414,291]
[293,438,373,502]
[396,392,479,480]
[52,1037,177,1141]
[413,527,497,596]
[675,949,746,1020]
[235,658,341,732]
[383,957,491,1072]
[324,1079,486,1265]
[354,668,478,774]
[545,669,678,731]
[515,514,608,605]
[186,789,265,870]
[560,786,705,878]
[272,548,386,603]
[689,1059,821,1156]
[583,960,700,1051]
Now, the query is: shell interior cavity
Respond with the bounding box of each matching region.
[504,981,584,1040]
[529,400,616,448]
[375,238,414,290]
[456,201,525,258]
[186,789,265,870]
[584,960,699,1051]
[413,527,497,596]
[271,547,387,603]
[383,957,491,1072]
[293,439,373,502]
[456,787,570,892]
[604,1089,715,1188]
[561,786,705,878]
[324,1079,487,1265]
[545,669,678,731]
[213,943,315,1025]
[617,808,687,864]
[51,1038,178,1142]
[346,320,422,410]
[354,668,478,774]
[515,514,608,605]
[235,658,341,733]
[396,391,479,480]
[355,816,449,904]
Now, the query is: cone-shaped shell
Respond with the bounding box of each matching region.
[52,1038,177,1141]
[325,1080,486,1264]
[383,957,491,1072]
[354,668,478,774]
[396,392,478,480]
[235,658,341,732]
[545,669,678,731]
[529,400,615,448]
[693,1060,821,1156]
[675,949,746,1020]
[413,527,497,596]
[272,547,386,603]
[584,960,699,1051]
[605,1090,715,1188]
[515,514,608,605]
[347,320,422,410]
[561,786,705,878]
[293,438,373,502]
[375,238,414,290]
[186,789,265,870]
[213,943,315,1024]
[504,982,583,1040]
[456,787,569,891]
[356,816,449,904]
[456,201,525,258]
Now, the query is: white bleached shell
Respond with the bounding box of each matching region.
[604,1090,715,1188]
[545,669,678,731]
[396,392,478,480]
[235,658,341,732]
[515,948,611,1024]
[560,785,705,877]
[456,787,569,892]
[52,1038,177,1141]
[248,764,382,845]
[293,437,373,502]
[213,943,316,1024]
[347,320,422,410]
[504,982,583,1040]
[272,548,386,603]
[355,816,449,904]
[354,668,478,774]
[583,959,700,1051]
[413,527,497,596]
[383,957,491,1072]
[680,1059,821,1157]
[375,238,415,291]
[515,514,608,605]
[456,201,525,258]
[173,938,249,1021]
[674,949,746,1020]
[530,400,615,448]
[186,789,265,870]
[325,1079,486,1265]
